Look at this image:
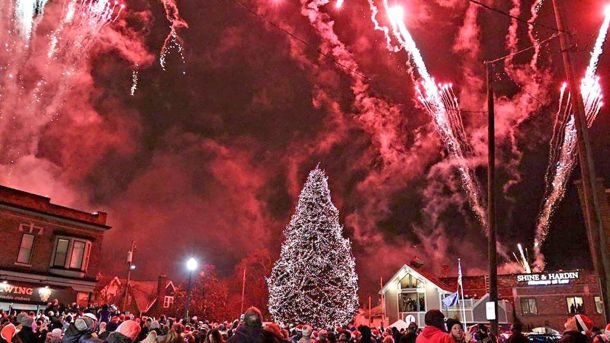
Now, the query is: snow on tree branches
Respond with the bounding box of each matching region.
[267,166,359,327]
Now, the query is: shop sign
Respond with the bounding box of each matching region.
[0,283,54,302]
[516,271,579,286]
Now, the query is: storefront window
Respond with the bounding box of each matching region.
[17,234,34,264]
[399,292,425,312]
[595,297,603,314]
[520,298,537,315]
[567,296,584,314]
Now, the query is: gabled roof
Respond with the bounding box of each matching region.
[380,264,455,294]
[98,276,176,314]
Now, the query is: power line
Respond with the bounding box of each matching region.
[224,0,372,81]
[466,0,567,34]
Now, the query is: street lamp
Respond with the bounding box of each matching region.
[184,257,198,320]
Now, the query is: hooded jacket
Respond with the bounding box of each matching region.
[415,327,452,343]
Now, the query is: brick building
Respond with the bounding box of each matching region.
[442,270,604,331]
[381,264,604,331]
[0,185,110,312]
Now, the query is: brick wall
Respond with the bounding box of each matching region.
[0,207,106,280]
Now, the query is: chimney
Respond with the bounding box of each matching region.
[157,274,168,299]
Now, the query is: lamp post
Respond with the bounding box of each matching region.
[184,257,198,320]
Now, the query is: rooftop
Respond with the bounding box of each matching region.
[0,185,109,229]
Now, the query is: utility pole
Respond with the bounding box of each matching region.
[486,62,498,336]
[122,241,136,311]
[240,266,247,314]
[368,296,372,327]
[380,277,386,329]
[552,0,610,321]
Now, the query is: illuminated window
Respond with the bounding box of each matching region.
[163,296,174,308]
[567,297,584,314]
[53,239,70,267]
[69,241,86,269]
[595,297,603,314]
[52,237,91,271]
[520,298,538,315]
[17,234,34,264]
[399,292,425,312]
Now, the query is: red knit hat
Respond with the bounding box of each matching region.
[575,314,593,336]
[1,323,16,343]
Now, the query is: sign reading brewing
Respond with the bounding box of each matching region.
[516,271,579,286]
[0,285,34,301]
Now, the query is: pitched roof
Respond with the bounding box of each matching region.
[99,276,175,314]
[380,264,454,294]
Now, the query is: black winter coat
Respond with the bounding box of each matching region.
[228,326,264,343]
[558,331,588,343]
[17,327,38,343]
[105,332,133,343]
[62,324,103,343]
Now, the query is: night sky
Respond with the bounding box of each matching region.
[2,0,610,301]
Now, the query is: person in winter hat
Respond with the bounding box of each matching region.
[298,326,313,343]
[445,319,466,343]
[227,307,264,343]
[62,314,102,343]
[46,329,63,343]
[0,323,19,343]
[558,314,593,343]
[415,310,452,343]
[106,320,141,343]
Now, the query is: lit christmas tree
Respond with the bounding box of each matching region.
[267,166,359,327]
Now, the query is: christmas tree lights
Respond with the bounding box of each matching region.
[267,166,359,327]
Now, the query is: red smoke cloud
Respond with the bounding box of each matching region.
[0,0,605,303]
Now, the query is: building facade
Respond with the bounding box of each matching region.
[0,185,110,312]
[380,264,513,328]
[381,264,604,331]
[95,275,177,317]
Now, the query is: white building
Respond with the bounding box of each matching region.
[380,264,512,327]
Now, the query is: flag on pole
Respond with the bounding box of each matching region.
[458,258,463,288]
[442,292,459,308]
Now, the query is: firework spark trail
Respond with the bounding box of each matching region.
[505,0,520,68]
[335,0,343,9]
[527,0,543,69]
[300,0,436,249]
[28,0,125,118]
[130,68,139,96]
[385,5,487,229]
[534,9,610,269]
[0,0,149,166]
[159,0,188,72]
[367,0,399,53]
[14,0,50,43]
[517,243,531,273]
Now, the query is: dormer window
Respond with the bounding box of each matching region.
[163,296,174,308]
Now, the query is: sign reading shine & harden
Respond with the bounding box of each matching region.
[516,271,579,286]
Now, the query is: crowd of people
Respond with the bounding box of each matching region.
[1,301,610,343]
